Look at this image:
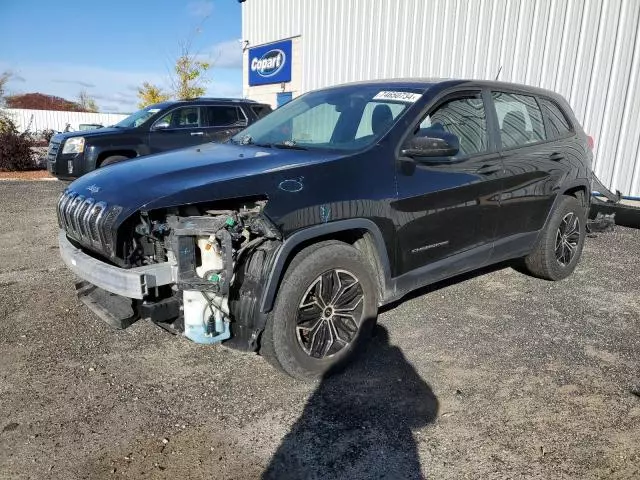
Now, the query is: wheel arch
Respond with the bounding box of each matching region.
[535,179,591,247]
[258,219,392,316]
[96,149,139,167]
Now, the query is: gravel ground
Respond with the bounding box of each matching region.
[0,171,54,180]
[0,180,638,480]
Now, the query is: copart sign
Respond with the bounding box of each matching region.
[248,39,292,86]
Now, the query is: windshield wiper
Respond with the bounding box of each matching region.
[270,142,308,151]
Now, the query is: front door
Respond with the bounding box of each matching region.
[148,106,207,153]
[393,91,503,275]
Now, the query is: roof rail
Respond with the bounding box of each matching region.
[192,97,257,103]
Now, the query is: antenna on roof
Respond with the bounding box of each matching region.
[495,65,503,81]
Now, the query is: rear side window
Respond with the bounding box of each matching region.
[417,94,489,156]
[251,105,272,119]
[493,92,545,149]
[203,106,244,127]
[539,98,572,139]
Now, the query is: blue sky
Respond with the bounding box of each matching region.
[0,0,243,112]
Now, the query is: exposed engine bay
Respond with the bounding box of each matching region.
[127,200,281,350]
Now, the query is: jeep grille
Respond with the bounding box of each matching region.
[57,190,122,256]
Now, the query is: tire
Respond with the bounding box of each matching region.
[260,241,379,381]
[99,155,129,167]
[523,195,586,281]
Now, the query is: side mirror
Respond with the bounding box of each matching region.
[234,119,248,127]
[401,133,459,158]
[154,121,170,130]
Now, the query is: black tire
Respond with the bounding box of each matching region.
[99,155,129,167]
[260,241,379,381]
[523,195,586,281]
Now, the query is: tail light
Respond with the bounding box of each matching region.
[587,135,595,150]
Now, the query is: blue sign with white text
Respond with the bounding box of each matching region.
[248,39,292,86]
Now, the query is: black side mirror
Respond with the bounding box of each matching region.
[401,133,459,158]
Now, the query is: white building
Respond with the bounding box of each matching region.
[242,0,640,197]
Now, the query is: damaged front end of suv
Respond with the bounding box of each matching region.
[59,185,283,352]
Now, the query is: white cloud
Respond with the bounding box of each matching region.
[0,61,169,112]
[187,1,214,17]
[206,39,243,69]
[0,60,242,113]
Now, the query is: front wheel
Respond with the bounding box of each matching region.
[523,195,587,280]
[260,241,379,381]
[99,155,129,167]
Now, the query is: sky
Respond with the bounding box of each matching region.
[0,0,243,113]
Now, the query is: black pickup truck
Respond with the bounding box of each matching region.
[57,79,592,380]
[47,98,271,179]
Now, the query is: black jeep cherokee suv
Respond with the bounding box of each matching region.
[47,98,271,179]
[57,79,592,380]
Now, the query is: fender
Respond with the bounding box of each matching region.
[536,178,591,244]
[85,143,148,170]
[258,218,393,316]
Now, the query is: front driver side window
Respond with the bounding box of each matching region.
[156,107,200,129]
[415,95,488,156]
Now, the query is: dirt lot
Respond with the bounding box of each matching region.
[1,180,639,480]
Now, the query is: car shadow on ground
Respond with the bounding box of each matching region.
[261,325,438,480]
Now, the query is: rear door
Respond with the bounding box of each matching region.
[491,91,571,239]
[201,105,248,143]
[148,106,207,153]
[393,90,503,275]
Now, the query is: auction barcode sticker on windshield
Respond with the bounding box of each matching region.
[373,91,422,102]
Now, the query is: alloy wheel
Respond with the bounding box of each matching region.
[296,269,364,359]
[555,212,580,266]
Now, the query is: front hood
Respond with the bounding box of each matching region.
[67,142,340,217]
[53,127,130,142]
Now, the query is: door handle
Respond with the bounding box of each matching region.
[477,164,501,175]
[190,131,204,136]
[549,152,565,161]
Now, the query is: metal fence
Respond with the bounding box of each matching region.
[1,108,129,133]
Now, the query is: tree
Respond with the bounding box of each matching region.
[0,71,15,132]
[137,82,171,108]
[6,93,83,111]
[0,71,13,104]
[171,43,211,100]
[77,89,99,112]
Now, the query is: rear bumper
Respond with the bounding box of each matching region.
[59,230,175,299]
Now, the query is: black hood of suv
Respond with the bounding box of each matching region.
[66,142,343,220]
[52,127,129,142]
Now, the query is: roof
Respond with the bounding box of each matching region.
[320,78,568,101]
[150,98,261,108]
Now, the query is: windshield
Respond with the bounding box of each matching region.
[113,106,163,128]
[231,86,423,151]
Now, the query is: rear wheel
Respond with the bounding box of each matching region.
[523,195,586,280]
[260,241,378,381]
[99,155,129,167]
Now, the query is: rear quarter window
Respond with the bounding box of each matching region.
[539,98,573,139]
[251,105,272,119]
